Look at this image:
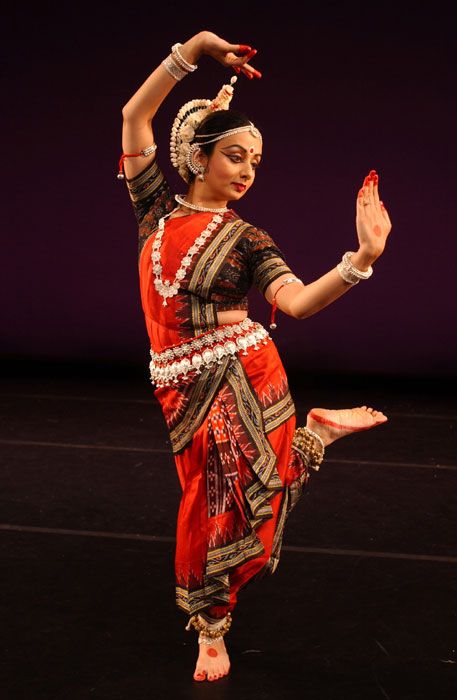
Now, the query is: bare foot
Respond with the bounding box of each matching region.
[307,406,388,447]
[193,637,231,682]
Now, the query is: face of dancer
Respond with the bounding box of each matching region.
[196,131,262,203]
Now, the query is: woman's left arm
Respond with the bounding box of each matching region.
[266,170,392,319]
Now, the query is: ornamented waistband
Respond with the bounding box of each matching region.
[149,318,271,388]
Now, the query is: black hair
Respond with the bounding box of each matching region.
[193,109,253,158]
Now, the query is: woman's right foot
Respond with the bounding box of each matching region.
[307,406,388,447]
[193,637,230,682]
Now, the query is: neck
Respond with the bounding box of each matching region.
[185,182,228,210]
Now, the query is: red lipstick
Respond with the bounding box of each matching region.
[232,183,246,192]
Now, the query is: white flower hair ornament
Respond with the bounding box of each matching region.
[170,75,262,183]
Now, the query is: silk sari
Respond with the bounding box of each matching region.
[128,159,314,619]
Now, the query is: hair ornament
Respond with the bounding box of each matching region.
[170,75,262,182]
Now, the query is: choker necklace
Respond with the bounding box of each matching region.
[175,194,228,214]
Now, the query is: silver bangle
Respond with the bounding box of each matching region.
[337,251,373,285]
[162,54,187,81]
[171,43,198,72]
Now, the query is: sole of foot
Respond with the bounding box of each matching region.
[307,406,388,446]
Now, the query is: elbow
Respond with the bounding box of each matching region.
[122,102,140,122]
[293,310,310,321]
[121,105,132,121]
[288,302,310,321]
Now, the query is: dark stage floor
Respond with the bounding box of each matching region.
[1,366,457,699]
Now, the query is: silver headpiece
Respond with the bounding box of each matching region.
[170,76,262,183]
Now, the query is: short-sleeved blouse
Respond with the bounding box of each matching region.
[126,158,294,349]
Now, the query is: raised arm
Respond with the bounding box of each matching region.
[121,31,259,179]
[265,170,392,320]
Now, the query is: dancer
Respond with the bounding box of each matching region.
[119,31,391,683]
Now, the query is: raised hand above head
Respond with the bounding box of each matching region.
[200,31,262,79]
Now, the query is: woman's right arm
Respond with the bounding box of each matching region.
[121,33,205,179]
[121,31,257,179]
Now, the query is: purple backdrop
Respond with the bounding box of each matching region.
[2,1,456,375]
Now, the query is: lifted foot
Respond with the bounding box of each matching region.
[307,406,388,447]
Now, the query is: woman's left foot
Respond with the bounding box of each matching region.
[307,406,388,447]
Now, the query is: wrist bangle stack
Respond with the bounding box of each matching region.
[337,251,373,285]
[171,43,198,72]
[162,55,187,81]
[162,42,198,81]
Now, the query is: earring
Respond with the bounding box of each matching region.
[186,143,202,177]
[197,167,205,182]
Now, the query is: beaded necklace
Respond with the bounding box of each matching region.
[151,207,224,306]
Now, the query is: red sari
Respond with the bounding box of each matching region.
[127,159,313,621]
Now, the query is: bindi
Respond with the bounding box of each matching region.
[373,225,382,237]
[207,647,218,657]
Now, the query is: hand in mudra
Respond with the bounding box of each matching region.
[356,170,392,261]
[200,31,261,79]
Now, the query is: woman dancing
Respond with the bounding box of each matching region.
[119,31,391,683]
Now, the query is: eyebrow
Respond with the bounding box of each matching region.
[220,144,262,157]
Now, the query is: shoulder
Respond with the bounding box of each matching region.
[234,217,283,254]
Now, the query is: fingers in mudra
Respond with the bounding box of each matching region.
[357,170,392,249]
[226,45,261,79]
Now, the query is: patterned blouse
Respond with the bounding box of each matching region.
[126,158,293,313]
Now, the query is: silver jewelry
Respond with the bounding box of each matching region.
[169,77,263,183]
[149,320,270,387]
[185,143,203,177]
[195,123,262,145]
[141,144,157,157]
[162,54,187,81]
[117,144,157,179]
[337,251,373,285]
[171,43,198,73]
[152,209,224,306]
[174,194,228,213]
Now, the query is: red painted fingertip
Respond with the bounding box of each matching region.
[245,48,257,60]
[233,66,241,74]
[369,169,377,175]
[252,69,262,78]
[238,44,252,54]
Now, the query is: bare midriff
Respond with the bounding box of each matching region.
[216,309,248,326]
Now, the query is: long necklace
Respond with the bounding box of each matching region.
[174,194,228,213]
[152,207,224,306]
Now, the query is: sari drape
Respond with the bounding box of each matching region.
[128,159,314,619]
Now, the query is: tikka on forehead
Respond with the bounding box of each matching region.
[170,76,262,183]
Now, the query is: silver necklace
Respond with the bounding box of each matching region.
[174,194,228,214]
[152,207,224,306]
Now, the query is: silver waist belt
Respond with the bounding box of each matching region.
[149,318,271,388]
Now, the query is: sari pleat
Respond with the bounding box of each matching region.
[165,342,310,616]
